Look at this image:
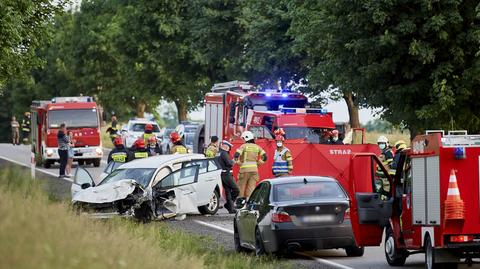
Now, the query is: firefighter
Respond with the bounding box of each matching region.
[216,140,239,213]
[377,135,394,173]
[131,138,150,159]
[204,135,219,158]
[234,131,267,199]
[272,129,293,177]
[107,137,133,163]
[21,112,31,144]
[391,140,407,170]
[11,116,20,145]
[143,123,155,144]
[170,132,188,154]
[146,136,162,156]
[106,115,118,143]
[328,129,344,145]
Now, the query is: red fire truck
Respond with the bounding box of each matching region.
[31,96,103,168]
[375,130,480,269]
[201,81,378,188]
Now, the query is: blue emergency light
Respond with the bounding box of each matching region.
[454,147,466,159]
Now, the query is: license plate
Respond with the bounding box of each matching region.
[301,215,335,223]
[76,148,91,153]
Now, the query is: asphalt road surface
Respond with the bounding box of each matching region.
[0,143,455,269]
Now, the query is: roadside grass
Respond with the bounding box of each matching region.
[0,167,290,269]
[365,131,411,145]
[101,125,114,149]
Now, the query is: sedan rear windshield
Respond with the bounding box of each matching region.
[48,109,98,128]
[99,168,156,188]
[130,123,160,132]
[273,181,347,202]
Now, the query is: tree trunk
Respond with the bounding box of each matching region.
[344,92,360,128]
[174,100,188,123]
[136,101,145,118]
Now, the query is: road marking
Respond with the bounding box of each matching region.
[193,219,353,269]
[0,156,73,183]
[295,252,354,269]
[193,220,234,235]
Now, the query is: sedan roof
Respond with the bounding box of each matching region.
[264,176,338,185]
[118,154,205,169]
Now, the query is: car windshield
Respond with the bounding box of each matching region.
[130,123,160,132]
[273,181,347,202]
[48,109,98,128]
[282,127,331,143]
[99,168,156,188]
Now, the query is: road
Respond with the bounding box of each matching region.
[0,143,430,269]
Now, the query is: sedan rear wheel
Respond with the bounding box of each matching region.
[255,228,266,256]
[198,190,219,215]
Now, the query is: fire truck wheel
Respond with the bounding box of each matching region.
[345,246,364,257]
[385,227,407,266]
[43,160,51,169]
[93,159,101,167]
[425,235,440,269]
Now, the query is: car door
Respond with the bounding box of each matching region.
[348,153,394,246]
[243,183,269,245]
[71,167,95,198]
[152,165,200,216]
[183,159,219,205]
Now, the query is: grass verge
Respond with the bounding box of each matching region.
[0,167,290,269]
[365,131,411,145]
[101,125,114,149]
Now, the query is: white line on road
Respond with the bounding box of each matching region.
[192,219,353,269]
[0,156,73,183]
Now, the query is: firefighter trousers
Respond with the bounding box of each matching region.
[238,171,259,198]
[221,172,239,212]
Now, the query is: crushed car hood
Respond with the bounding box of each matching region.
[72,179,142,204]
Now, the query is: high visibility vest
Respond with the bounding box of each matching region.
[171,145,188,154]
[134,151,149,159]
[111,152,128,162]
[143,133,154,144]
[272,147,292,175]
[204,144,218,158]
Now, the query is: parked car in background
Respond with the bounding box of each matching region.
[71,154,222,221]
[120,118,162,148]
[233,176,364,257]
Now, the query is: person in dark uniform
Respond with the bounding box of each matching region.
[216,140,239,213]
[107,137,133,163]
[327,129,344,145]
[131,138,151,159]
[146,136,162,156]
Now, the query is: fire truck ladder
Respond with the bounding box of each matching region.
[210,81,253,93]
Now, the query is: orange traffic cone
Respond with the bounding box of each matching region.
[444,169,465,220]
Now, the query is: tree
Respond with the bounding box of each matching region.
[0,0,66,89]
[290,0,480,137]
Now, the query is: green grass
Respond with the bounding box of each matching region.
[0,167,290,269]
[101,126,114,149]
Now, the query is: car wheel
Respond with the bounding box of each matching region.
[234,223,247,253]
[345,245,365,257]
[43,160,51,168]
[93,159,101,167]
[198,190,220,215]
[385,227,407,266]
[78,160,84,166]
[135,203,153,223]
[425,235,446,269]
[255,228,266,256]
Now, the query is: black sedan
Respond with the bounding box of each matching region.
[233,176,364,256]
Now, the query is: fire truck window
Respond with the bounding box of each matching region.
[228,103,236,124]
[283,127,326,143]
[403,157,412,194]
[237,103,245,127]
[372,158,391,199]
[262,116,274,131]
[249,126,273,139]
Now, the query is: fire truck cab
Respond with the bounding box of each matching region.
[382,131,480,268]
[31,96,103,168]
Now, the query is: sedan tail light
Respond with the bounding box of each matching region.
[272,212,292,223]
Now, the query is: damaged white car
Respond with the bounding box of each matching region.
[71,154,222,221]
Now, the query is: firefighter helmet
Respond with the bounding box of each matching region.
[275,135,285,141]
[134,138,145,149]
[113,136,123,146]
[395,140,407,151]
[274,128,285,136]
[147,136,157,143]
[377,135,389,144]
[241,131,255,141]
[332,129,339,136]
[222,140,233,149]
[170,132,181,143]
[145,124,153,131]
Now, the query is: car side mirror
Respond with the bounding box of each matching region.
[81,183,91,189]
[235,197,246,209]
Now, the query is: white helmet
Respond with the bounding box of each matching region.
[377,135,389,144]
[241,131,255,141]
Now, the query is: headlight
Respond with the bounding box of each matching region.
[95,148,103,155]
[46,149,54,156]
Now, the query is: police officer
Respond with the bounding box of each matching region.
[234,131,267,199]
[204,135,219,158]
[170,132,188,154]
[272,130,293,177]
[21,112,31,144]
[108,137,133,163]
[216,140,239,213]
[146,136,162,156]
[143,123,155,144]
[131,138,151,159]
[377,135,394,173]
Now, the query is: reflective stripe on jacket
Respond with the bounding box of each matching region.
[111,152,128,162]
[171,145,188,154]
[204,143,218,158]
[272,147,292,175]
[235,143,266,173]
[134,151,149,159]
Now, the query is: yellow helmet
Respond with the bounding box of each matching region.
[24,112,31,116]
[394,140,407,151]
